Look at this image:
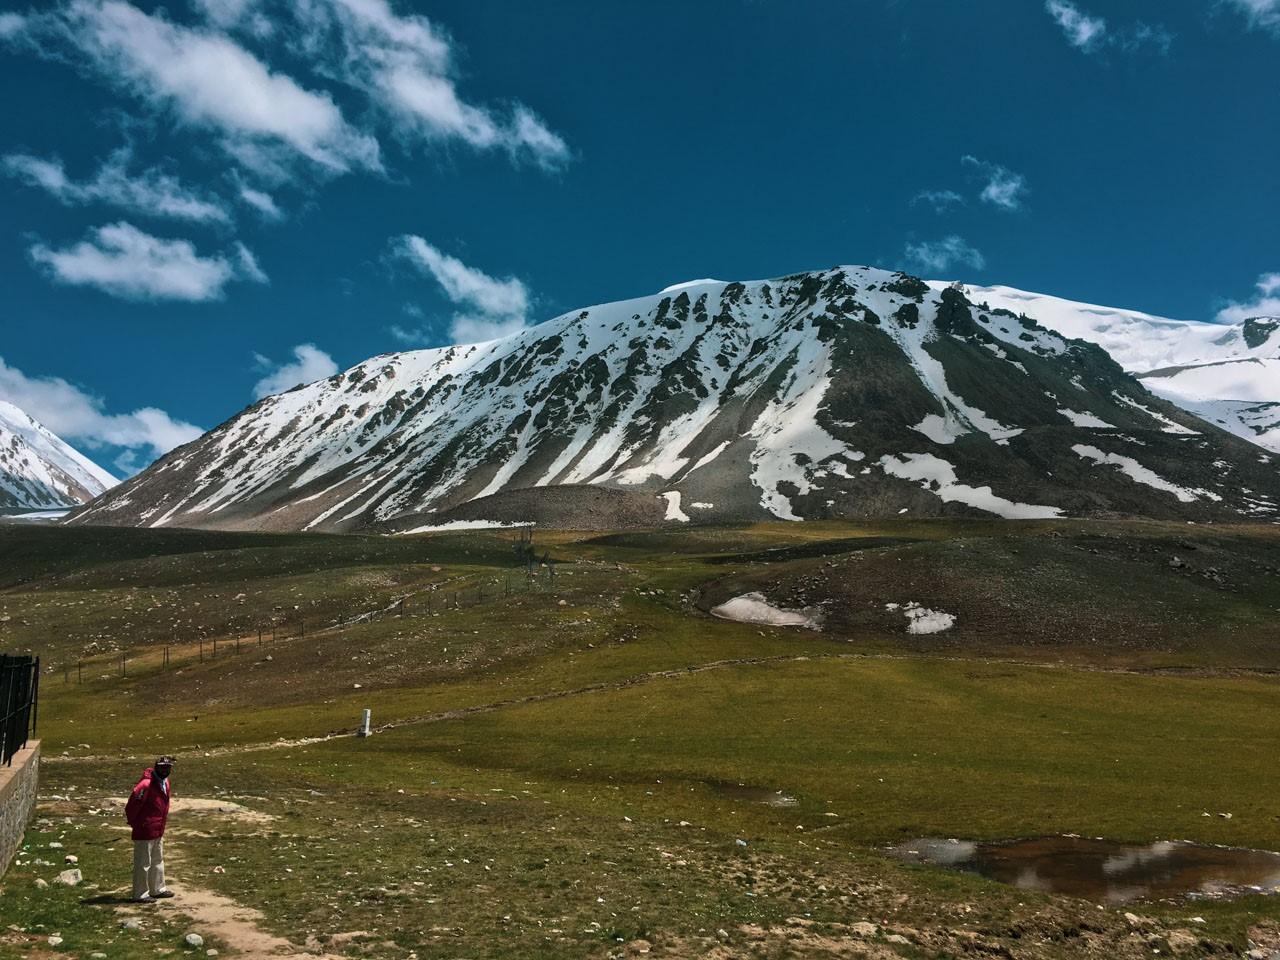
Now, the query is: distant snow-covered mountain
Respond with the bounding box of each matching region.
[0,399,117,511]
[935,283,1280,453]
[67,265,1280,532]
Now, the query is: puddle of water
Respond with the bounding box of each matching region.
[708,781,799,808]
[890,837,1280,903]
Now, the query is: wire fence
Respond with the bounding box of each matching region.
[1,654,39,766]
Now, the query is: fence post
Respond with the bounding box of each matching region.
[300,617,305,638]
[213,638,217,660]
[258,626,263,646]
[32,656,39,739]
[236,636,241,655]
[121,652,126,677]
[199,638,204,662]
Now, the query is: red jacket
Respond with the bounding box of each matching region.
[124,768,172,841]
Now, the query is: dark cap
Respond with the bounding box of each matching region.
[155,755,176,767]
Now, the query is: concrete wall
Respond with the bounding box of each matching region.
[0,741,40,876]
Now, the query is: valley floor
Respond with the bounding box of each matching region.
[2,519,1279,959]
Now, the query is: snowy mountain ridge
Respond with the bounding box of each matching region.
[68,264,1280,532]
[0,399,117,511]
[938,283,1280,453]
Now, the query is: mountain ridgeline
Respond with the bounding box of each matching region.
[1,399,116,512]
[68,266,1280,532]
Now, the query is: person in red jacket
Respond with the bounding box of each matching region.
[125,756,175,902]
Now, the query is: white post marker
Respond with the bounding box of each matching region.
[358,708,372,737]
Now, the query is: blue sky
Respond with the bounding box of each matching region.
[1,0,1278,476]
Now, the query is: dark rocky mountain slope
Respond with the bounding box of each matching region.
[68,266,1279,531]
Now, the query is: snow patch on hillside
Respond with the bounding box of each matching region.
[1071,444,1221,503]
[397,519,533,535]
[887,602,956,635]
[661,491,690,522]
[1058,408,1114,429]
[746,345,864,520]
[879,452,1062,519]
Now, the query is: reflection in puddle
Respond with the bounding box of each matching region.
[890,837,1280,903]
[709,781,799,808]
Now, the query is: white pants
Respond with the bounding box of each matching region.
[132,839,167,899]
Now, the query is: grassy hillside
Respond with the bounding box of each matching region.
[2,520,1279,959]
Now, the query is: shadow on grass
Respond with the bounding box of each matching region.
[80,893,146,906]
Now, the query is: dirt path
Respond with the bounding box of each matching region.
[95,800,343,960]
[134,879,343,960]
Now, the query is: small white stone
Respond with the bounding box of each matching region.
[54,868,82,886]
[34,878,48,889]
[185,932,205,948]
[48,935,63,946]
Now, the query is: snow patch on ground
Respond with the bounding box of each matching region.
[711,592,822,630]
[879,452,1063,519]
[886,602,956,635]
[1071,445,1222,503]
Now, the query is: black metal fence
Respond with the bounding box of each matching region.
[1,654,39,767]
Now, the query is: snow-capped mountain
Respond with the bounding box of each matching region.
[68,266,1280,532]
[935,283,1280,453]
[0,399,117,511]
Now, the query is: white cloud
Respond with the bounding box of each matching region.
[0,355,202,463]
[1045,0,1108,51]
[1044,1,1172,54]
[1222,0,1280,33]
[53,1,380,178]
[446,313,529,344]
[29,221,267,301]
[297,0,571,169]
[962,155,1028,211]
[234,180,282,220]
[233,242,269,284]
[191,0,259,27]
[904,236,987,275]
[0,12,27,38]
[3,149,230,223]
[394,236,524,327]
[1216,272,1280,323]
[252,343,339,398]
[911,189,965,213]
[1117,22,1174,54]
[13,1,569,179]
